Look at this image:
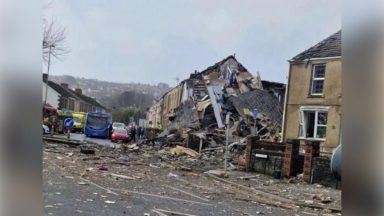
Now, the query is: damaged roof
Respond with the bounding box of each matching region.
[165,55,249,99]
[201,55,248,74]
[290,30,341,63]
[227,89,283,126]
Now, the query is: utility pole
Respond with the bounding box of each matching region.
[224,112,231,174]
[252,108,258,136]
[44,44,54,106]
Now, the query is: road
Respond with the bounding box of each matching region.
[43,155,298,216]
[43,141,317,216]
[43,135,338,215]
[69,133,114,147]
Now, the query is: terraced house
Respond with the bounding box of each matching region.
[283,30,341,153]
[43,74,105,113]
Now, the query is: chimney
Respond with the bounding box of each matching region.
[61,83,69,88]
[75,88,82,94]
[43,73,48,82]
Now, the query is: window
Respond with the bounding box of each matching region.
[299,107,328,139]
[61,98,68,109]
[311,64,326,95]
[68,99,75,111]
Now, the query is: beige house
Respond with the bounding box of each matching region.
[283,30,341,153]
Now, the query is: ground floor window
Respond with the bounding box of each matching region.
[299,107,328,139]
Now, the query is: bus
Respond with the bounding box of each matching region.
[84,112,111,138]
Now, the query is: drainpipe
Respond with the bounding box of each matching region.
[281,62,292,141]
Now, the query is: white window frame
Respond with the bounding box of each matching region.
[310,64,326,96]
[298,106,329,141]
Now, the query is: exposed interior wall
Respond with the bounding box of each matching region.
[147,100,163,128]
[161,84,183,127]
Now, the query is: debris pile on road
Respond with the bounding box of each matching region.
[43,139,342,215]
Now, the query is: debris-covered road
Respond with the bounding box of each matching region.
[43,138,341,216]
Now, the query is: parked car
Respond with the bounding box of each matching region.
[42,124,50,134]
[112,122,126,130]
[111,128,129,143]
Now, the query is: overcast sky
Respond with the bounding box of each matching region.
[44,0,341,86]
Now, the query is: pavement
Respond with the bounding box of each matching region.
[69,133,114,147]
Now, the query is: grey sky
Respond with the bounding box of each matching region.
[44,0,341,86]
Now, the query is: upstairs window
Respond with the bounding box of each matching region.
[311,64,326,95]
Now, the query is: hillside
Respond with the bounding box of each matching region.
[105,91,155,110]
[49,75,171,109]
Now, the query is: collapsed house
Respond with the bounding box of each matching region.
[146,55,285,144]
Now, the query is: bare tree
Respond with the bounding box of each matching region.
[43,0,69,106]
[43,19,69,62]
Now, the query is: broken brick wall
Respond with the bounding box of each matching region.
[282,139,302,178]
[303,142,320,182]
[312,157,340,188]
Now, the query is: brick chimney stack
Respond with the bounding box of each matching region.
[61,83,69,88]
[75,88,82,94]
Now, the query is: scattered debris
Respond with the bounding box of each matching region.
[153,208,197,216]
[78,181,89,186]
[80,146,95,154]
[149,163,160,168]
[165,185,210,202]
[44,133,341,215]
[98,164,108,171]
[167,172,179,178]
[238,175,260,180]
[110,173,135,180]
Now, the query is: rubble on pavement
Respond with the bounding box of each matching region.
[43,139,341,215]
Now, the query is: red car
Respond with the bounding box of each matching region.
[111,128,129,143]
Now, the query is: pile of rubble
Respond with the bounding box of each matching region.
[147,55,284,154]
[44,138,342,215]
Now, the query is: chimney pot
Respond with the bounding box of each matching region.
[61,83,69,88]
[75,88,82,94]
